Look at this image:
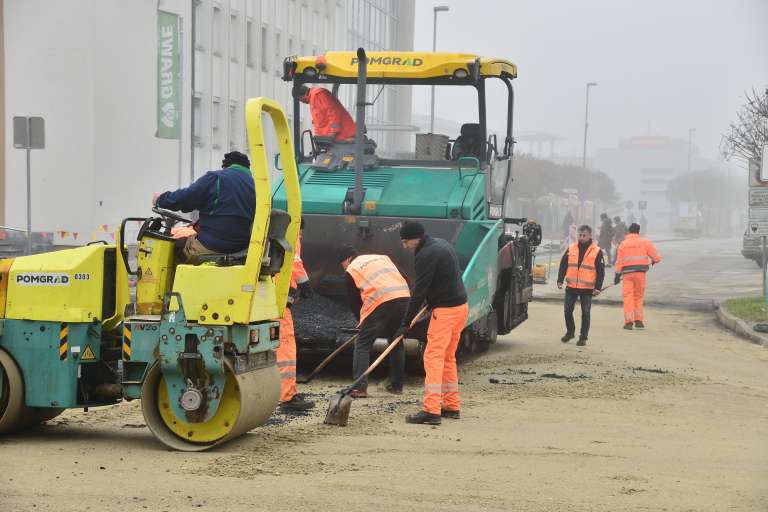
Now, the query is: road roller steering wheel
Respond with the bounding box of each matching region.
[152,206,193,226]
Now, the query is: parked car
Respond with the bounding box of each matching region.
[0,227,55,257]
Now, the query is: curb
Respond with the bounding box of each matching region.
[714,303,768,347]
[533,294,715,312]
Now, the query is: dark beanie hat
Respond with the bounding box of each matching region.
[399,221,425,240]
[628,222,641,233]
[222,151,250,169]
[338,245,359,264]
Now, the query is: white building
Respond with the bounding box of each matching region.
[1,0,414,241]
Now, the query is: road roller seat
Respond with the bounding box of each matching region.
[194,209,292,275]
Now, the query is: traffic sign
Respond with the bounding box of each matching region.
[750,188,768,207]
[749,208,768,220]
[748,221,768,236]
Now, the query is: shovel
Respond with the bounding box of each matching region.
[324,306,428,426]
[297,329,359,384]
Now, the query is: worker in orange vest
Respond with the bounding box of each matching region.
[339,246,411,398]
[557,224,605,346]
[614,222,661,330]
[296,85,357,142]
[398,221,468,425]
[277,219,315,412]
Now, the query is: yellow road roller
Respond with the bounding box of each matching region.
[0,97,300,451]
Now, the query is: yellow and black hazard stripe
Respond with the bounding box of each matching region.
[122,323,132,360]
[59,322,69,361]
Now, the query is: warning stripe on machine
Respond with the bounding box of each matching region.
[122,324,132,360]
[59,322,69,361]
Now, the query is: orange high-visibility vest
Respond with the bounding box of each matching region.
[565,242,599,290]
[307,88,357,141]
[290,235,308,289]
[615,234,661,274]
[345,254,410,323]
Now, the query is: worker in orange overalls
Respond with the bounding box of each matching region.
[614,222,661,330]
[296,85,356,142]
[277,219,315,411]
[339,246,411,398]
[398,221,468,426]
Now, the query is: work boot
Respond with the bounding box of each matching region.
[385,384,403,395]
[405,410,441,425]
[441,408,460,419]
[561,332,575,343]
[634,320,645,329]
[623,322,634,330]
[576,336,587,346]
[280,394,315,411]
[349,389,368,399]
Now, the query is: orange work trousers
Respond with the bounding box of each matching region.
[422,303,469,415]
[622,272,646,323]
[277,308,297,402]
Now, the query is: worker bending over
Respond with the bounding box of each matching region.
[398,221,468,426]
[295,86,356,142]
[614,223,661,330]
[278,219,315,411]
[557,224,605,346]
[153,151,254,263]
[338,246,410,398]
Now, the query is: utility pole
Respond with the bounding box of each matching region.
[429,5,449,134]
[581,82,597,170]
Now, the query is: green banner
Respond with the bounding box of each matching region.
[156,10,180,139]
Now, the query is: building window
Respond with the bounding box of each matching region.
[213,5,223,56]
[261,25,269,72]
[230,13,239,62]
[288,36,294,56]
[192,95,203,147]
[246,19,255,67]
[229,101,239,151]
[274,31,282,71]
[212,97,222,149]
[194,0,206,51]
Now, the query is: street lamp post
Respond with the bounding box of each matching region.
[687,127,696,173]
[581,82,597,170]
[429,5,449,134]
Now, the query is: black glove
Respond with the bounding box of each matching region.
[298,281,313,299]
[614,274,621,285]
[393,325,410,340]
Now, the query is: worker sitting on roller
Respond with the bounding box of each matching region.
[295,85,356,142]
[338,246,410,398]
[278,218,315,412]
[153,151,254,263]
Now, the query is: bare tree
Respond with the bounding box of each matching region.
[720,87,768,164]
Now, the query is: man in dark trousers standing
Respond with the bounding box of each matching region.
[339,246,411,398]
[397,221,468,426]
[557,224,605,346]
[598,213,614,266]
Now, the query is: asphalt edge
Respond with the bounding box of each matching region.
[533,294,715,312]
[714,302,768,348]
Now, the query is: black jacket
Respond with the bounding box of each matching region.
[557,241,605,294]
[402,235,467,325]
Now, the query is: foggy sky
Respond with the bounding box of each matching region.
[412,0,768,167]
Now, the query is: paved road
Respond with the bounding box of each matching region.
[1,302,765,511]
[534,236,761,307]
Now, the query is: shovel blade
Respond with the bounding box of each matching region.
[323,392,353,426]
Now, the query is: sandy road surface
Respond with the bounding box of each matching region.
[1,302,766,512]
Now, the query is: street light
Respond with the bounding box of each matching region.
[687,127,696,173]
[581,82,598,170]
[429,5,450,134]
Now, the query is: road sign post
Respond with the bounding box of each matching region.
[12,116,45,255]
[752,151,768,304]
